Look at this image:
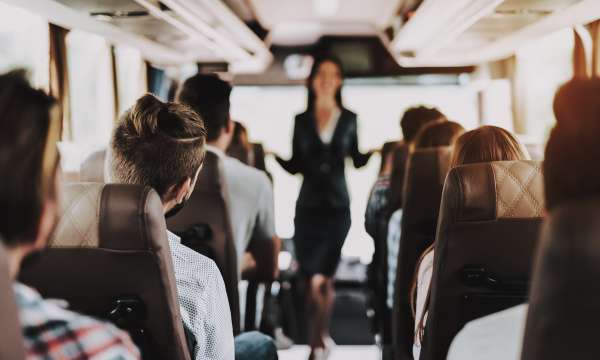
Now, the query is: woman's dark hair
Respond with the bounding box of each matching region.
[544,78,600,210]
[306,55,344,112]
[411,125,527,342]
[413,120,465,149]
[0,70,59,247]
[227,121,252,165]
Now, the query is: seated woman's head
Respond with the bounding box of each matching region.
[544,78,600,210]
[450,125,528,168]
[413,120,465,149]
[0,70,60,272]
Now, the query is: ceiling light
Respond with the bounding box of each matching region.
[312,0,340,18]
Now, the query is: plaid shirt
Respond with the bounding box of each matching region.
[365,174,391,238]
[14,282,140,360]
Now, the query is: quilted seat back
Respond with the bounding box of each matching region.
[421,161,544,360]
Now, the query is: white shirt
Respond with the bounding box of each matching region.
[167,231,235,360]
[205,146,276,272]
[447,304,528,360]
[318,109,341,144]
[413,249,434,360]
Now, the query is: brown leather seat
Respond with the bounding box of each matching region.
[422,160,544,360]
[0,242,25,360]
[381,140,400,175]
[18,183,191,360]
[521,197,600,360]
[166,151,241,334]
[388,142,410,213]
[392,146,452,360]
[80,149,106,183]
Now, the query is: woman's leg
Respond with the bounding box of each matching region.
[308,274,328,353]
[321,277,335,341]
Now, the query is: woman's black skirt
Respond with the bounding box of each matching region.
[293,206,351,277]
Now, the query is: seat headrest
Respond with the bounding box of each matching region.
[407,147,453,188]
[50,183,166,251]
[443,160,544,222]
[0,241,25,360]
[80,149,107,183]
[200,151,225,189]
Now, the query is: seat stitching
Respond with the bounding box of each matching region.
[494,162,542,217]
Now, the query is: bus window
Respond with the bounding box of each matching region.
[0,2,48,89]
[114,46,146,117]
[62,30,115,173]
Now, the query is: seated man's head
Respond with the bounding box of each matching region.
[544,78,600,210]
[0,71,60,276]
[178,74,233,149]
[400,106,446,144]
[110,94,207,217]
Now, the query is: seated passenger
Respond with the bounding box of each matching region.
[447,78,600,360]
[110,94,234,359]
[413,125,527,359]
[110,93,277,360]
[178,74,280,280]
[0,71,139,359]
[364,107,446,334]
[386,121,464,310]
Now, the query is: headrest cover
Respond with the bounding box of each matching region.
[50,183,166,251]
[79,149,107,183]
[50,183,103,248]
[445,160,544,222]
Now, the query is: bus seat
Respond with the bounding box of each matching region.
[423,160,544,360]
[392,146,452,360]
[521,197,600,360]
[380,140,400,175]
[0,242,25,360]
[166,151,241,334]
[388,142,410,213]
[80,149,106,183]
[18,183,191,360]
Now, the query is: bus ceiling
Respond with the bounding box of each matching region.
[4,0,600,75]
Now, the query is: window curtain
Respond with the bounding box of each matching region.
[587,20,600,77]
[49,24,71,140]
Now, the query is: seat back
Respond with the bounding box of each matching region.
[392,146,452,360]
[18,183,190,360]
[0,242,25,360]
[521,198,600,360]
[166,151,240,334]
[423,160,544,360]
[388,142,410,213]
[80,149,106,182]
[380,140,400,175]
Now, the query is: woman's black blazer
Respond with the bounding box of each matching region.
[276,108,371,208]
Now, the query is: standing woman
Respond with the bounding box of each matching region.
[275,55,373,359]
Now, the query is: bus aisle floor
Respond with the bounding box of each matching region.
[278,345,379,360]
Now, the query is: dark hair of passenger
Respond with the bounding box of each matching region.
[411,124,527,342]
[413,120,465,149]
[544,77,600,210]
[400,106,446,142]
[0,70,59,246]
[306,55,344,112]
[111,94,207,197]
[177,73,232,141]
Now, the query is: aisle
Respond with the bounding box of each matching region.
[278,345,379,360]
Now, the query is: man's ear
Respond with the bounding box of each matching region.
[174,178,193,204]
[225,117,234,135]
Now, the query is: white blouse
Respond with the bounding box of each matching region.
[413,249,435,360]
[318,109,341,144]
